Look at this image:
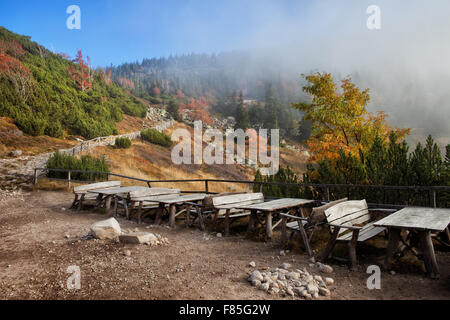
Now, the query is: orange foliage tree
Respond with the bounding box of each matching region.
[0,40,33,101]
[68,50,92,92]
[291,72,410,163]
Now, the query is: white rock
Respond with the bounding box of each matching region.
[317,262,334,274]
[319,287,331,297]
[325,277,334,286]
[279,250,286,256]
[269,287,280,295]
[119,232,158,245]
[249,261,256,268]
[286,287,295,297]
[249,270,263,282]
[90,218,121,240]
[216,233,222,238]
[259,282,270,292]
[280,262,291,270]
[251,280,261,287]
[307,284,319,295]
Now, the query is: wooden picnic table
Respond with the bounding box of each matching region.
[234,198,315,242]
[88,186,147,212]
[374,207,450,279]
[143,193,207,227]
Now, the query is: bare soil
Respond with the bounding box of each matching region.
[0,190,449,300]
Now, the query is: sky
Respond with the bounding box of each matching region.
[1,0,450,143]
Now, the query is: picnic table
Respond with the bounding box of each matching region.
[234,198,315,241]
[87,186,147,213]
[146,193,207,227]
[374,207,450,279]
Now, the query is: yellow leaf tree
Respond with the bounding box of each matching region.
[292,72,410,163]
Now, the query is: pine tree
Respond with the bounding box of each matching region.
[365,135,388,185]
[234,92,249,130]
[410,135,443,185]
[443,144,450,185]
[385,132,410,186]
[167,99,181,121]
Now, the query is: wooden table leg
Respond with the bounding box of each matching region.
[185,204,192,227]
[137,201,144,224]
[298,219,313,257]
[78,194,85,211]
[155,203,164,225]
[418,230,440,279]
[169,204,176,227]
[70,194,79,209]
[247,210,257,234]
[266,212,273,241]
[280,216,287,247]
[224,209,231,236]
[384,227,401,270]
[105,196,112,214]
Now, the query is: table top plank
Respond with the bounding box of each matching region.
[374,207,450,232]
[235,198,315,212]
[88,186,147,195]
[154,194,207,204]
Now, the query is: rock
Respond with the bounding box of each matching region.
[279,250,286,256]
[123,250,131,257]
[308,256,316,263]
[286,286,295,297]
[251,280,261,287]
[9,150,22,157]
[313,275,323,282]
[248,270,263,282]
[259,282,270,292]
[390,270,396,275]
[319,287,331,297]
[304,293,313,300]
[307,284,319,295]
[216,233,222,238]
[280,262,291,270]
[317,262,334,274]
[325,277,334,286]
[64,234,70,239]
[313,292,319,299]
[119,232,158,245]
[90,218,121,240]
[249,261,256,268]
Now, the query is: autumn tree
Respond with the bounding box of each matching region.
[291,73,410,162]
[0,40,33,101]
[68,50,92,92]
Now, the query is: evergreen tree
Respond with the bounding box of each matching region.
[263,83,279,129]
[234,92,249,130]
[443,144,450,185]
[167,99,181,121]
[365,135,388,185]
[410,135,443,186]
[385,132,410,186]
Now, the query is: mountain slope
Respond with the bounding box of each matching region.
[0,27,147,139]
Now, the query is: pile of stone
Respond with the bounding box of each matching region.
[247,262,334,299]
[89,218,169,246]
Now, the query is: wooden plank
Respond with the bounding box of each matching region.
[88,186,147,195]
[156,194,206,204]
[236,198,315,212]
[130,188,180,198]
[374,207,450,232]
[74,181,121,194]
[212,193,264,207]
[215,199,264,210]
[337,222,385,242]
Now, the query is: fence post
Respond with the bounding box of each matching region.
[259,183,263,193]
[68,171,71,191]
[430,189,437,208]
[33,168,38,185]
[325,186,330,202]
[205,180,209,194]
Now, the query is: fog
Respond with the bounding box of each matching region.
[178,0,450,146]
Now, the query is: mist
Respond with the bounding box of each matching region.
[172,0,450,147]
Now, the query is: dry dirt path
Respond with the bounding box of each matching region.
[0,190,449,300]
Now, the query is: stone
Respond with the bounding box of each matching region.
[90,218,121,240]
[319,287,331,297]
[307,284,319,295]
[308,257,316,263]
[325,277,334,286]
[9,150,22,157]
[304,293,313,300]
[123,250,131,257]
[269,287,280,295]
[317,262,334,274]
[216,233,222,238]
[251,280,261,287]
[259,282,270,292]
[280,262,291,270]
[313,292,319,299]
[314,275,323,282]
[279,250,286,256]
[286,287,295,297]
[119,232,158,245]
[249,261,256,268]
[248,270,263,282]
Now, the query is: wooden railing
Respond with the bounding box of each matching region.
[34,167,450,209]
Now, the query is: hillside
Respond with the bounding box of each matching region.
[0,27,147,139]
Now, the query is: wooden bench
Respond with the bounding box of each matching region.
[280,198,348,256]
[320,199,386,270]
[211,193,265,235]
[71,181,121,211]
[125,188,181,223]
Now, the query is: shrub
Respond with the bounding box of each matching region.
[141,128,172,147]
[46,151,109,181]
[115,136,132,149]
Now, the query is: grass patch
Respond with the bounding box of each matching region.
[141,128,172,147]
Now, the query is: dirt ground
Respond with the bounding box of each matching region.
[0,190,449,300]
